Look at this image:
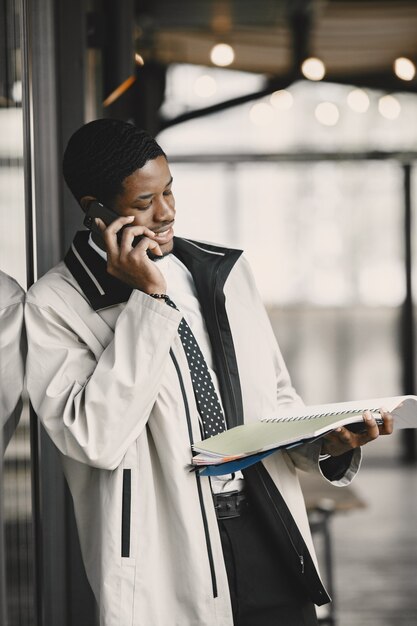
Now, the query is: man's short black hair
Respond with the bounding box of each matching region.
[62,118,166,208]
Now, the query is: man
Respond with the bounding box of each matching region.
[0,270,25,452]
[25,119,392,626]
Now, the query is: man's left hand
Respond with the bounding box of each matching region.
[321,409,394,457]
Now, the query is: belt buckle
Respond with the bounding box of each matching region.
[214,490,246,520]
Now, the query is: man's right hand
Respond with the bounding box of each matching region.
[96,216,167,294]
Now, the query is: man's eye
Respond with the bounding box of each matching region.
[133,202,152,210]
[163,189,172,196]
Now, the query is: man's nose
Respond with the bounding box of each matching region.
[154,196,175,222]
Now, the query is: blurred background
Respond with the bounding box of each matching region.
[1,0,417,624]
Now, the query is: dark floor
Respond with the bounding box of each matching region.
[320,433,417,626]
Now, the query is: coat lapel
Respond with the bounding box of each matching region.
[173,238,244,428]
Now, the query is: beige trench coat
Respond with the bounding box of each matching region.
[25,235,360,626]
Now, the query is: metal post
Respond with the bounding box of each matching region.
[24,0,98,624]
[0,428,7,626]
[401,163,417,462]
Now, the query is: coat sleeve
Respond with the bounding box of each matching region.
[0,285,25,451]
[25,289,182,469]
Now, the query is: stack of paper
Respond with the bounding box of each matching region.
[191,395,417,475]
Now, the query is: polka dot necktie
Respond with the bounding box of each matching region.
[165,296,226,439]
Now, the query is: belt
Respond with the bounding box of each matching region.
[213,490,248,520]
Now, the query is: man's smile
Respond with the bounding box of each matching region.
[153,222,175,244]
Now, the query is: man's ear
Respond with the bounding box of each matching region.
[80,195,97,212]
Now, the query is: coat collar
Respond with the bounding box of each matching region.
[64,231,132,311]
[64,231,242,311]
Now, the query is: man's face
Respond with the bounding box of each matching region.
[113,155,176,256]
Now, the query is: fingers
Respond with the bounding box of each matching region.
[94,217,107,232]
[334,409,393,448]
[322,408,394,457]
[361,410,380,441]
[101,215,135,257]
[119,225,158,256]
[359,409,394,440]
[332,411,379,449]
[136,237,163,258]
[378,408,394,435]
[100,217,160,259]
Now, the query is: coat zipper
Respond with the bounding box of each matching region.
[256,466,305,574]
[170,349,218,598]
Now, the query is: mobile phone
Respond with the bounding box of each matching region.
[346,415,384,434]
[83,200,143,247]
[83,200,119,235]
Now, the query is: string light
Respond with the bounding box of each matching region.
[210,43,235,67]
[194,75,217,98]
[301,57,326,81]
[270,89,293,110]
[378,95,401,120]
[315,102,339,126]
[347,89,370,113]
[249,102,274,126]
[394,57,416,81]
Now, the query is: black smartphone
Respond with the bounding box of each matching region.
[83,200,143,247]
[83,200,119,235]
[346,415,384,435]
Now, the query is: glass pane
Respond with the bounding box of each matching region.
[0,0,34,623]
[160,67,417,153]
[168,159,404,458]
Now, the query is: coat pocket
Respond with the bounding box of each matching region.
[121,469,131,558]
